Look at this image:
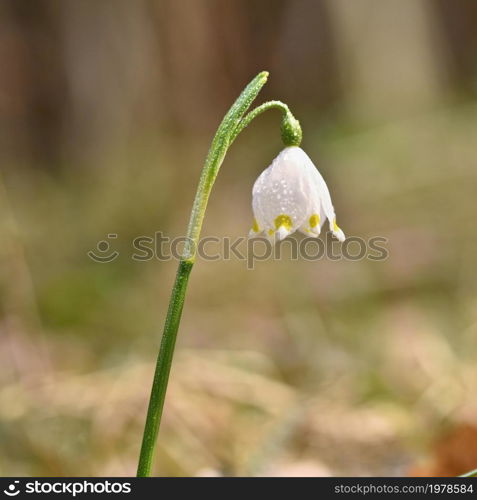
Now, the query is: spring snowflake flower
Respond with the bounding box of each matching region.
[250,146,345,242]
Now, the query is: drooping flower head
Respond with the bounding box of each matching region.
[250,147,345,242]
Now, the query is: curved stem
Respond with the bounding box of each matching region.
[137,71,269,477]
[137,71,303,476]
[229,100,291,143]
[181,72,271,261]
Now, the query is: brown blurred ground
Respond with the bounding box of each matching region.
[1,0,477,476]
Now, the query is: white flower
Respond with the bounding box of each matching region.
[250,146,345,242]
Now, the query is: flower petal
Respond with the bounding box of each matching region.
[252,147,312,236]
[300,149,346,241]
[250,146,345,243]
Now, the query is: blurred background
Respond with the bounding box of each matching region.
[1,0,477,477]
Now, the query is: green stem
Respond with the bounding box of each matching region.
[229,100,291,143]
[137,71,302,476]
[137,71,270,477]
[136,260,192,477]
